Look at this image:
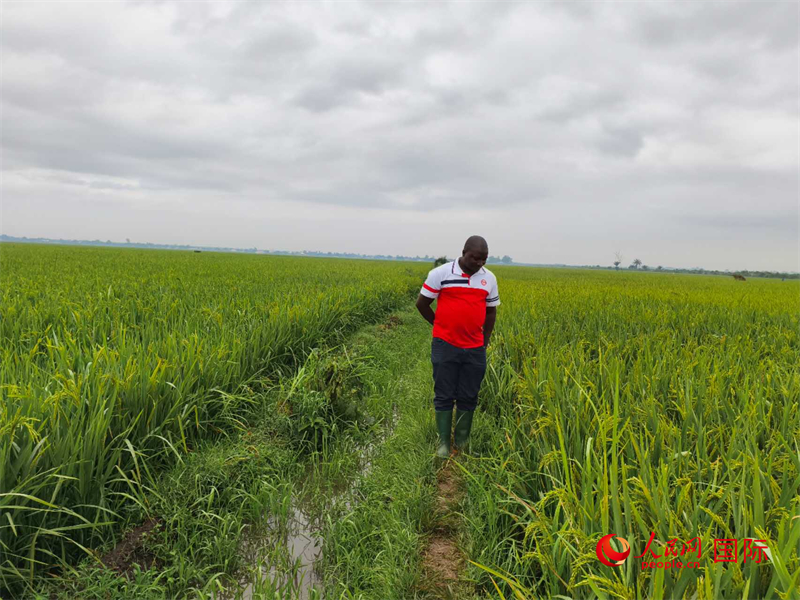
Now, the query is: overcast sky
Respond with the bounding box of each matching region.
[2,2,798,271]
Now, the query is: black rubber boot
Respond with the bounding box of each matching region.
[454,409,475,454]
[434,410,453,459]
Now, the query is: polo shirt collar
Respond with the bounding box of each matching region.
[452,258,486,277]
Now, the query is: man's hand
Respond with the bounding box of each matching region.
[483,306,497,348]
[416,294,435,326]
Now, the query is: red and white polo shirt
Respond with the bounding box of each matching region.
[420,259,500,349]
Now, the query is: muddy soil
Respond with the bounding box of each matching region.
[420,459,465,595]
[100,518,162,578]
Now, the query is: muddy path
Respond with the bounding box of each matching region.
[307,308,479,599]
[420,459,466,597]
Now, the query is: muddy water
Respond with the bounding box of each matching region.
[240,505,323,600]
[237,407,398,600]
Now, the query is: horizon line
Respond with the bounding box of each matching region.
[1,233,797,276]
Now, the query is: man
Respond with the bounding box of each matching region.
[415,235,500,458]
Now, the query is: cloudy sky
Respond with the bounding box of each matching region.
[2,2,798,271]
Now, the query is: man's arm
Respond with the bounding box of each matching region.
[416,294,435,326]
[483,306,497,347]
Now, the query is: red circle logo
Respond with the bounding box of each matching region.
[596,534,630,567]
[481,279,487,286]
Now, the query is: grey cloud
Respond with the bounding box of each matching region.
[294,56,407,111]
[1,1,797,270]
[542,1,597,22]
[4,106,223,163]
[595,126,644,158]
[633,2,798,51]
[242,27,318,58]
[536,89,626,124]
[294,85,350,113]
[334,19,371,38]
[334,58,404,94]
[677,213,799,236]
[87,181,141,191]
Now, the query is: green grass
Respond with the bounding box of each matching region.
[321,309,437,599]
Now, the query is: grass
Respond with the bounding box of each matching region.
[320,309,437,599]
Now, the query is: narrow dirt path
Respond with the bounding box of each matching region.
[421,458,466,596]
[318,308,476,598]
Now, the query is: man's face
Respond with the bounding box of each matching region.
[461,247,488,274]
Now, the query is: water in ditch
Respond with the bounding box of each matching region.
[234,407,398,599]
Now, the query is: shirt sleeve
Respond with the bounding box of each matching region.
[420,267,441,299]
[486,277,500,307]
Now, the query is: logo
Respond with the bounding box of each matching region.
[481,279,487,286]
[596,534,630,567]
[594,532,767,570]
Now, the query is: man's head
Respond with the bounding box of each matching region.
[460,235,488,275]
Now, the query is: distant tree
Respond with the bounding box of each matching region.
[632,258,642,269]
[434,256,448,267]
[126,238,131,244]
[501,255,512,264]
[614,251,623,270]
[642,265,649,271]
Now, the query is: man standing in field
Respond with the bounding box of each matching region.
[415,235,500,458]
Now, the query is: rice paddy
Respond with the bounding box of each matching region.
[1,244,798,599]
[466,268,800,600]
[0,244,423,596]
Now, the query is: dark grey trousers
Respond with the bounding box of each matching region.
[430,337,487,411]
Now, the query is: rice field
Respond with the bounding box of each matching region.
[1,244,798,599]
[468,267,800,599]
[0,244,423,594]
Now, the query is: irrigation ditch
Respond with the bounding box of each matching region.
[233,405,400,600]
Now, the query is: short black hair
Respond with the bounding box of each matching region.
[463,235,488,253]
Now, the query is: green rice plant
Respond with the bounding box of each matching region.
[463,268,800,599]
[0,244,425,594]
